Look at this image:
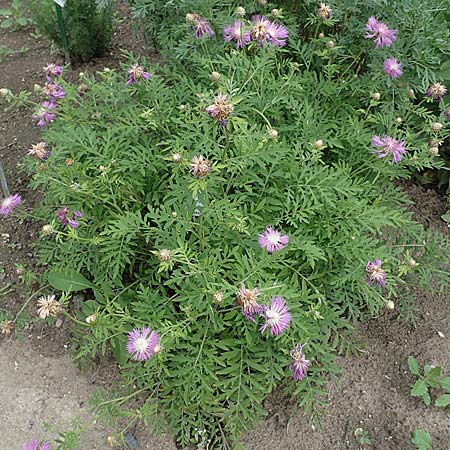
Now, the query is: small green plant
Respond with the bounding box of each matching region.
[43,417,84,450]
[354,427,373,446]
[408,356,450,407]
[0,0,32,30]
[411,430,433,450]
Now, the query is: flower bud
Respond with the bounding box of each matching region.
[395,117,402,124]
[153,343,162,354]
[210,71,221,82]
[213,291,224,304]
[0,88,11,98]
[372,92,381,101]
[428,147,439,156]
[33,84,41,93]
[313,139,324,149]
[386,300,395,310]
[268,128,278,139]
[1,320,14,336]
[79,72,85,78]
[65,159,73,166]
[318,32,325,39]
[85,314,97,325]
[186,13,195,24]
[257,0,268,5]
[407,89,415,98]
[16,267,25,276]
[408,258,416,267]
[326,40,335,48]
[171,153,183,163]
[42,224,54,235]
[235,6,246,17]
[431,122,443,132]
[271,8,280,17]
[103,67,111,73]
[157,249,172,262]
[179,104,187,112]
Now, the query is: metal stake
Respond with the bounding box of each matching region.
[55,3,71,65]
[0,160,10,198]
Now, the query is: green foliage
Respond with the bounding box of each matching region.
[4,1,450,448]
[408,356,450,407]
[0,0,32,30]
[27,0,115,62]
[411,430,433,450]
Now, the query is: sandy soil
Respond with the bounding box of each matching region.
[1,1,449,449]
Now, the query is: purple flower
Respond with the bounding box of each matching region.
[28,142,50,161]
[260,297,291,336]
[42,82,65,100]
[126,327,159,361]
[126,64,151,86]
[23,440,51,450]
[187,13,215,39]
[205,93,234,126]
[384,58,403,79]
[290,344,310,381]
[444,109,450,122]
[371,135,407,163]
[56,207,83,229]
[32,100,56,127]
[364,17,397,48]
[237,286,262,320]
[365,259,386,287]
[223,21,251,48]
[426,83,447,102]
[0,194,22,217]
[44,63,62,80]
[258,226,289,253]
[250,15,289,47]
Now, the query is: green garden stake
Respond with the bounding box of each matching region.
[0,159,10,198]
[54,1,71,65]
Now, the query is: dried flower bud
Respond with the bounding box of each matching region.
[395,117,402,124]
[408,258,417,267]
[271,8,280,17]
[65,159,73,166]
[33,84,41,93]
[157,249,172,262]
[210,71,221,82]
[426,82,447,102]
[326,40,335,48]
[317,3,332,20]
[386,300,395,310]
[37,295,62,319]
[1,320,14,336]
[431,122,443,132]
[98,165,107,172]
[318,32,325,39]
[268,128,278,139]
[428,147,439,156]
[257,0,268,5]
[371,92,381,101]
[179,104,187,112]
[103,67,111,73]
[235,6,246,17]
[171,153,183,163]
[16,267,25,276]
[86,314,97,325]
[0,88,11,98]
[213,291,224,304]
[153,343,162,354]
[313,139,324,149]
[407,89,415,98]
[78,83,88,93]
[190,155,211,178]
[42,224,54,235]
[79,72,85,78]
[186,13,196,24]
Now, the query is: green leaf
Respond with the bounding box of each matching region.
[411,430,433,449]
[411,380,427,397]
[16,17,28,26]
[0,9,12,15]
[0,18,13,28]
[437,60,450,81]
[435,394,450,408]
[441,213,450,223]
[408,356,420,375]
[440,377,450,391]
[47,269,96,292]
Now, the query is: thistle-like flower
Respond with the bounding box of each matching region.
[28,142,50,161]
[371,135,407,163]
[126,64,151,86]
[32,100,56,127]
[187,13,215,39]
[237,286,262,320]
[260,297,291,336]
[205,93,233,126]
[426,83,447,102]
[157,249,172,262]
[364,17,397,48]
[213,291,224,304]
[189,155,211,178]
[290,344,310,381]
[42,82,65,100]
[23,439,51,450]
[258,226,289,253]
[41,224,54,235]
[383,58,403,79]
[56,207,83,229]
[431,122,443,132]
[1,320,14,336]
[126,327,159,361]
[223,21,251,48]
[44,63,63,80]
[365,259,386,287]
[37,294,62,319]
[210,71,221,82]
[0,194,22,217]
[250,15,289,47]
[317,3,332,20]
[444,110,450,122]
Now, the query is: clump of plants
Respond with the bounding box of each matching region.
[27,0,115,62]
[1,1,450,449]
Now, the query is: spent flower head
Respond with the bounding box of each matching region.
[317,3,332,20]
[236,286,262,320]
[188,13,215,39]
[1,320,14,336]
[126,64,151,86]
[190,155,211,178]
[44,63,62,80]
[126,327,159,361]
[157,249,172,262]
[0,194,22,217]
[290,344,310,381]
[365,259,386,287]
[258,226,289,253]
[42,82,65,100]
[426,83,447,102]
[28,142,50,161]
[205,93,233,126]
[260,297,291,336]
[56,207,83,229]
[37,294,62,319]
[371,135,407,163]
[364,17,397,48]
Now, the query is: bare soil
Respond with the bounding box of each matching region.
[1,2,449,449]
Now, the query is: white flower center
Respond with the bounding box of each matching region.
[2,198,11,208]
[135,337,148,353]
[267,233,280,245]
[265,309,281,325]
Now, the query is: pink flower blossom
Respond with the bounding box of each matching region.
[258,226,289,253]
[23,439,51,450]
[260,297,291,336]
[126,327,159,361]
[384,58,403,78]
[56,207,83,228]
[364,17,397,48]
[365,259,386,287]
[126,64,151,86]
[290,344,310,381]
[32,101,56,127]
[223,20,251,48]
[44,63,62,80]
[371,135,407,163]
[250,16,289,47]
[0,194,22,217]
[42,82,65,100]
